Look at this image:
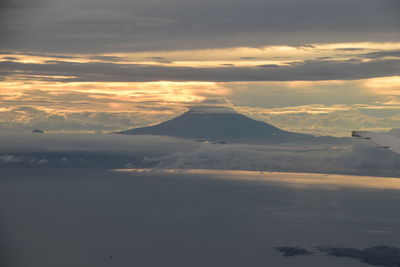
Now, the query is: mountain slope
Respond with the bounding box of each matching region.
[117,98,330,143]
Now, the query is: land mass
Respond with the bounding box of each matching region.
[276,245,400,266]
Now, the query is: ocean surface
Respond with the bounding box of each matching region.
[2,168,400,267]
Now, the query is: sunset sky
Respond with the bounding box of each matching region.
[1,0,400,136]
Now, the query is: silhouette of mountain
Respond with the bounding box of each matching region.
[117,98,339,143]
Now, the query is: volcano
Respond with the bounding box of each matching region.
[117,98,332,143]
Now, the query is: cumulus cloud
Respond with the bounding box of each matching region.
[237,104,400,136]
[0,106,142,133]
[0,89,190,132]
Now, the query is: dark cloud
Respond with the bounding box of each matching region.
[147,57,172,63]
[148,57,165,60]
[335,48,367,51]
[0,51,78,59]
[1,58,399,82]
[0,0,399,53]
[257,64,280,68]
[360,50,400,59]
[88,55,125,62]
[3,56,18,60]
[0,0,46,9]
[240,57,259,60]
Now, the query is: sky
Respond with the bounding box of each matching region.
[1,0,400,136]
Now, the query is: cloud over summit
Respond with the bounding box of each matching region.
[188,97,237,114]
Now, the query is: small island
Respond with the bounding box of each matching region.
[275,246,314,257]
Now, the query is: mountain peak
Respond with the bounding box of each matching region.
[117,97,325,143]
[188,97,238,114]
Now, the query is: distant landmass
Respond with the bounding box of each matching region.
[275,246,314,257]
[276,245,400,267]
[117,98,341,143]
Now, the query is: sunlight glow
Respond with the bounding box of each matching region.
[114,169,400,190]
[364,76,400,95]
[3,41,400,68]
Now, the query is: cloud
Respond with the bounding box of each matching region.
[237,104,400,136]
[0,154,23,163]
[335,48,367,52]
[1,0,399,53]
[1,132,400,177]
[0,106,144,133]
[88,55,125,62]
[3,87,400,136]
[0,0,47,9]
[360,50,400,59]
[126,141,400,177]
[188,97,238,114]
[1,58,399,82]
[0,154,49,164]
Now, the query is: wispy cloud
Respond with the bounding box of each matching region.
[1,56,399,83]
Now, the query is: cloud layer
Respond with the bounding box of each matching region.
[1,0,399,53]
[1,58,400,82]
[1,133,400,177]
[2,87,400,136]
